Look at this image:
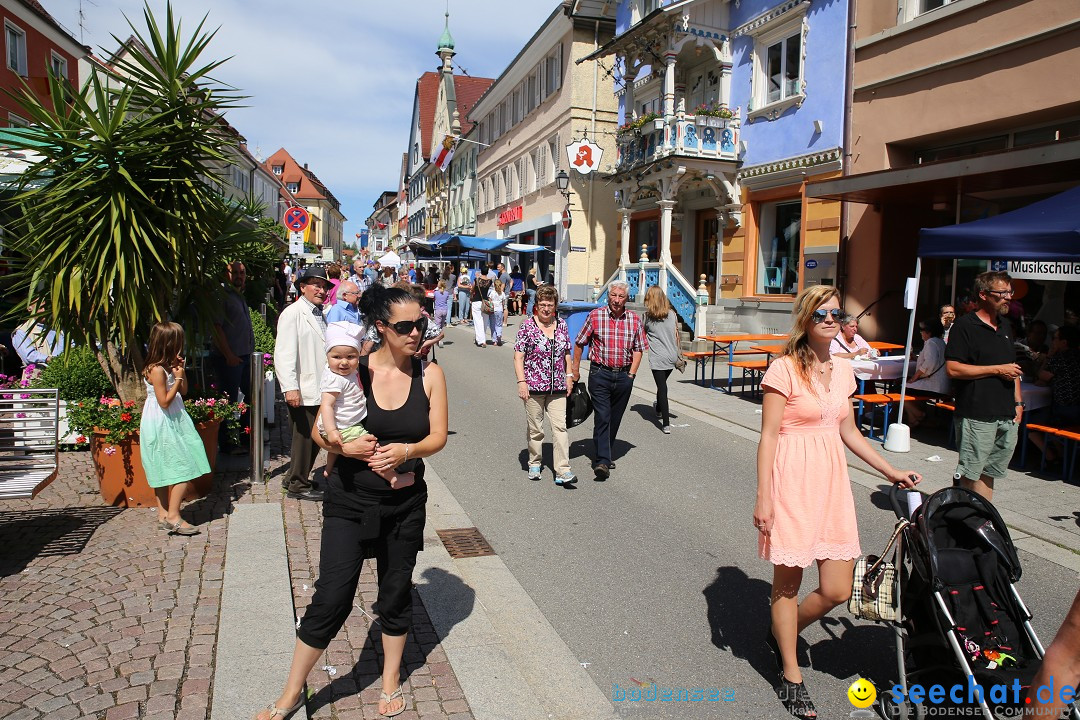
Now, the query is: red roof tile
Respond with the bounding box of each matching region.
[454,75,494,135]
[417,72,440,158]
[264,147,341,209]
[417,72,495,152]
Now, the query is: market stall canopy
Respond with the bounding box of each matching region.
[918,185,1080,260]
[424,233,511,253]
[504,243,549,253]
[379,250,401,267]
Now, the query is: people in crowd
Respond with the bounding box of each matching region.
[1017,318,1050,379]
[489,279,507,347]
[425,264,439,289]
[366,261,380,288]
[945,270,1023,502]
[940,304,956,342]
[508,265,524,315]
[525,266,539,316]
[903,317,950,428]
[755,285,920,720]
[275,267,333,501]
[1028,325,1080,463]
[433,280,451,347]
[141,321,209,537]
[362,283,442,359]
[1025,587,1080,718]
[829,314,874,359]
[326,278,362,324]
[471,274,493,348]
[273,261,289,311]
[514,284,574,486]
[257,284,447,720]
[349,259,365,286]
[210,260,254,455]
[455,265,473,326]
[324,263,342,307]
[442,265,457,321]
[642,286,680,435]
[570,280,646,481]
[12,314,63,367]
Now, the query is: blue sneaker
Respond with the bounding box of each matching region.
[555,472,577,486]
[527,464,542,481]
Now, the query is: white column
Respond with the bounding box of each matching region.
[618,207,632,281]
[623,65,638,123]
[658,199,675,291]
[662,53,677,120]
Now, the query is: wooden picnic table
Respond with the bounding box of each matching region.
[699,333,788,392]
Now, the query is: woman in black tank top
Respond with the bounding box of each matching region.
[257,286,448,720]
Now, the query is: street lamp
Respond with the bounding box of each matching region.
[555,170,571,299]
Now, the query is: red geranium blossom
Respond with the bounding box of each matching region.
[120,412,132,422]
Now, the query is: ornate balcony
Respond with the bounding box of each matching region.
[616,114,740,172]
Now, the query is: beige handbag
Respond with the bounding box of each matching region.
[849,519,908,623]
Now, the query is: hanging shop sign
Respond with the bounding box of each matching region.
[565,137,604,175]
[991,259,1080,281]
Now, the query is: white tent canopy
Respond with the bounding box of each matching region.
[378,250,401,268]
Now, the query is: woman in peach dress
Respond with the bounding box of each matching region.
[754,285,921,719]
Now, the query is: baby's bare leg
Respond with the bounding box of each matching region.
[324,451,339,478]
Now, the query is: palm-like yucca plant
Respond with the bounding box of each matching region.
[1,2,261,401]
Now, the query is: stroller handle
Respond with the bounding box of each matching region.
[889,481,920,521]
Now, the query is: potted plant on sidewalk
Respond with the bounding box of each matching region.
[66,394,245,507]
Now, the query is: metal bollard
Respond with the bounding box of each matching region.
[250,352,265,483]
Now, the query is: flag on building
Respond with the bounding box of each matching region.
[433,135,456,172]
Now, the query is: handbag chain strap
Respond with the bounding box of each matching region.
[866,518,910,579]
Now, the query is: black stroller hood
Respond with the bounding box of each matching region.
[911,487,1022,588]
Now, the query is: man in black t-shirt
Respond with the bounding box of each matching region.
[945,270,1023,502]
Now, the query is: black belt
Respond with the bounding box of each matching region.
[595,364,632,373]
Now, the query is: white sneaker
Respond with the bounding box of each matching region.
[662,425,671,434]
[527,464,542,481]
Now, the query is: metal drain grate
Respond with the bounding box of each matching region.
[436,527,496,559]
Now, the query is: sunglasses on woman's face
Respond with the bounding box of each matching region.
[383,317,428,336]
[811,308,845,324]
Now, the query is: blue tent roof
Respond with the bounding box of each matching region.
[918,185,1080,259]
[425,233,510,253]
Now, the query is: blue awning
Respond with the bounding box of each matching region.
[425,233,510,252]
[918,185,1080,259]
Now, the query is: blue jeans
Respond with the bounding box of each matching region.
[588,366,634,467]
[525,289,536,316]
[211,352,250,449]
[457,290,471,322]
[492,310,504,341]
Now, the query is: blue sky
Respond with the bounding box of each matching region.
[42,0,561,246]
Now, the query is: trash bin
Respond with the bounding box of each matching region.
[558,301,602,362]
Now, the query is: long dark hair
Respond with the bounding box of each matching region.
[359,283,416,332]
[143,322,185,378]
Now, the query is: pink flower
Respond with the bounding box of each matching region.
[19,393,29,399]
[76,435,87,444]
[104,446,116,456]
[206,399,216,406]
[237,402,247,412]
[15,412,25,418]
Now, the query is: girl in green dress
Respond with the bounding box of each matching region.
[141,322,210,536]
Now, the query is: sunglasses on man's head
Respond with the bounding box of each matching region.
[811,308,845,323]
[383,317,428,336]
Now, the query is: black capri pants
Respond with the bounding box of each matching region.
[297,493,427,649]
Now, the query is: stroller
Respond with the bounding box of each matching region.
[882,485,1079,720]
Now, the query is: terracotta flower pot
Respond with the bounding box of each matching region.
[91,420,221,507]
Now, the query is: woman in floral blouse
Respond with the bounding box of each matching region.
[513,284,575,486]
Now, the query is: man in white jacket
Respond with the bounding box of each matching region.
[275,267,332,500]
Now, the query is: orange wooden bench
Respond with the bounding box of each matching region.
[683,349,764,386]
[851,393,924,441]
[729,359,769,397]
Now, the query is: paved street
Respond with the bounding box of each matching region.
[429,317,1078,719]
[0,316,1077,720]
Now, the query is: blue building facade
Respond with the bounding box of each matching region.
[590,0,848,334]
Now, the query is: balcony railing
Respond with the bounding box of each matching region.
[616,114,740,171]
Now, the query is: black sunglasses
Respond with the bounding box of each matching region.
[811,308,845,324]
[382,317,428,336]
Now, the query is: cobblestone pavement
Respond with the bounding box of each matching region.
[0,402,473,720]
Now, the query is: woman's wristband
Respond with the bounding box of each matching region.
[517,380,527,384]
[404,443,410,462]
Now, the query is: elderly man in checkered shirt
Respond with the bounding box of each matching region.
[570,280,647,481]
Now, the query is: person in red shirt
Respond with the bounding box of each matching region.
[570,281,647,480]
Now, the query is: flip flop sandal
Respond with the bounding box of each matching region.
[162,520,201,536]
[261,693,304,720]
[379,686,406,717]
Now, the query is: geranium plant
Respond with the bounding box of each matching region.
[616,112,662,136]
[66,394,248,446]
[691,102,733,119]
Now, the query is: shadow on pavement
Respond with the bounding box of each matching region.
[0,505,123,576]
[628,402,678,427]
[703,565,783,685]
[309,566,475,713]
[808,615,896,687]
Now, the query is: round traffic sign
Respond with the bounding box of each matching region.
[561,207,572,230]
[284,207,310,232]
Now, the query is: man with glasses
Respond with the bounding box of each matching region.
[276,267,333,501]
[327,280,362,325]
[945,270,1023,502]
[211,261,254,456]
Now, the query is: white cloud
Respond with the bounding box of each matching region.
[42,0,562,239]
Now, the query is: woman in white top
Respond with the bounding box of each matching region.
[829,315,874,359]
[904,316,950,427]
[489,280,508,346]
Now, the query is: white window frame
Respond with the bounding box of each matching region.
[50,51,67,80]
[272,165,283,176]
[535,144,548,187]
[899,0,962,23]
[746,6,809,122]
[8,112,28,128]
[5,21,26,77]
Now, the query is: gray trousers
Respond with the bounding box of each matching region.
[285,404,319,492]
